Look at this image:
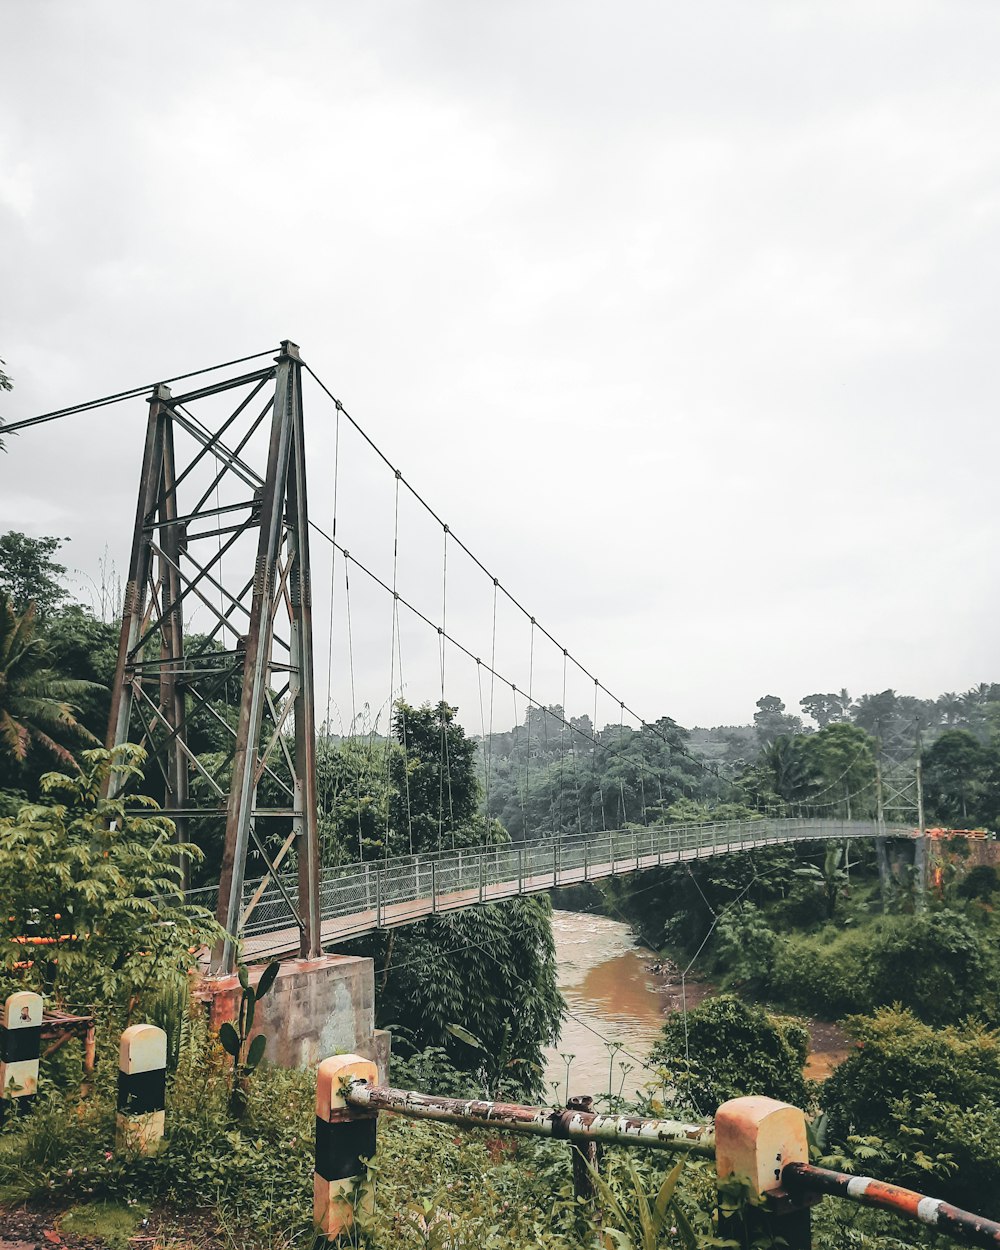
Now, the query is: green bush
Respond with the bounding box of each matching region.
[867,911,986,1025]
[767,910,992,1024]
[822,1006,1000,1217]
[651,994,812,1113]
[768,926,876,1018]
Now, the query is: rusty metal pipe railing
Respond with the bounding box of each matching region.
[343,1080,716,1156]
[321,1072,1000,1249]
[784,1163,1000,1249]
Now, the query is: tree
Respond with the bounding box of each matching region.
[799,722,876,818]
[370,896,563,1098]
[752,695,802,746]
[751,734,812,806]
[390,700,480,853]
[0,746,222,1007]
[792,842,849,919]
[937,691,964,728]
[0,592,98,776]
[0,532,69,617]
[922,730,989,824]
[40,604,119,738]
[853,689,899,739]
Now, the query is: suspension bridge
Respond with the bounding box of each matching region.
[3,342,916,970]
[197,817,904,960]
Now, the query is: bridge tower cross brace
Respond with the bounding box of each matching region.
[105,341,321,973]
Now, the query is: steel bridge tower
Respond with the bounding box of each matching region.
[105,341,320,973]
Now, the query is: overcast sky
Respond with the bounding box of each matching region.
[2,1,999,733]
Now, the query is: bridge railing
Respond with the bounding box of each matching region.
[188,818,908,951]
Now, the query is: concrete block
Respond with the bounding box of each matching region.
[314,1054,379,1239]
[197,953,376,1071]
[715,1096,808,1198]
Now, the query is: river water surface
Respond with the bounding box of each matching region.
[542,909,847,1103]
[541,910,690,1102]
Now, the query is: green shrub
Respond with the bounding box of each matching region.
[651,994,812,1113]
[769,927,876,1017]
[767,910,991,1024]
[822,1007,1000,1217]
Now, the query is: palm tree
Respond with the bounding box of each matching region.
[937,692,963,727]
[0,592,98,768]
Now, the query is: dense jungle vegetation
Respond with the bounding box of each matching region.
[2,527,1000,1247]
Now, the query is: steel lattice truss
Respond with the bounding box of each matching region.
[106,341,320,972]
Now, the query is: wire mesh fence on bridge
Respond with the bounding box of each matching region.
[183,817,910,959]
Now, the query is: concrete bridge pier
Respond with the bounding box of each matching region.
[196,953,389,1081]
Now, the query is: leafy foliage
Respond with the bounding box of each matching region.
[0,532,68,617]
[651,994,811,1113]
[0,591,99,774]
[823,1007,1000,1216]
[765,909,992,1024]
[361,896,564,1099]
[0,746,222,1008]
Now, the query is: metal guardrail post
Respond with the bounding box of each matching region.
[375,868,382,929]
[479,854,484,904]
[783,1162,1000,1248]
[553,841,559,887]
[517,846,523,893]
[431,861,437,913]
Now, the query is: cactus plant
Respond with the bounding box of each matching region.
[219,960,278,1119]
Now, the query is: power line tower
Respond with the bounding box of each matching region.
[105,341,320,973]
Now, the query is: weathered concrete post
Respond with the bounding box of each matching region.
[314,1054,378,1241]
[116,1023,167,1154]
[0,991,43,1125]
[715,1096,816,1250]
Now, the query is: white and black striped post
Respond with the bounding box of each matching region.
[116,1023,167,1154]
[0,991,43,1125]
[314,1054,379,1241]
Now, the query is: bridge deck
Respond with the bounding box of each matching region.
[213,818,908,961]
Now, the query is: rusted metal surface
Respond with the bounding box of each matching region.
[784,1163,1000,1248]
[562,1095,601,1198]
[40,1010,95,1071]
[101,347,324,977]
[343,1081,715,1156]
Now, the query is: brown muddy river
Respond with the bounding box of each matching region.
[542,909,847,1103]
[541,910,699,1103]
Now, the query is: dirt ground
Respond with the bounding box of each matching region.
[0,1205,221,1250]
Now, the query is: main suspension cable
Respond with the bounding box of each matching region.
[2,347,280,434]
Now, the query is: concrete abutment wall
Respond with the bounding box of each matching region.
[196,952,387,1081]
